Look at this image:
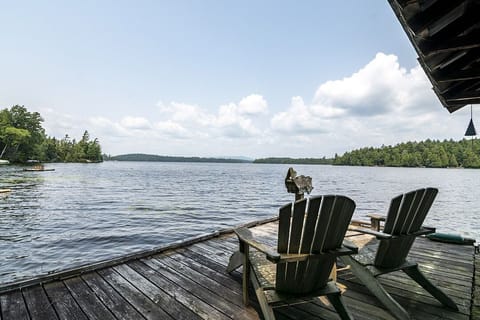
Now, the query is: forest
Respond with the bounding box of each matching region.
[253,157,333,165]
[0,105,102,163]
[333,139,480,168]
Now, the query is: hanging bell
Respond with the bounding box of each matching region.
[465,105,477,136]
[465,118,477,136]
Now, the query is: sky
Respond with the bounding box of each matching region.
[0,1,475,158]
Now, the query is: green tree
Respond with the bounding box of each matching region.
[0,105,46,161]
[448,154,458,167]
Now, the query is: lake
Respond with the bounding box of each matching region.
[0,162,478,284]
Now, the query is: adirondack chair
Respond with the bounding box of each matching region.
[227,195,357,320]
[341,187,458,320]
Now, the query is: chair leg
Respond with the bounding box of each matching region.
[242,245,250,306]
[402,265,458,311]
[250,269,276,320]
[340,256,410,320]
[226,251,243,273]
[326,292,354,320]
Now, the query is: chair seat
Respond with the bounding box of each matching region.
[348,235,379,266]
[250,251,276,289]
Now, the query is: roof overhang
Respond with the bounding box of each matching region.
[388,0,480,113]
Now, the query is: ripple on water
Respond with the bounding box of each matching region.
[0,162,479,284]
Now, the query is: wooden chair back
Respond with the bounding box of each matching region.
[276,195,355,294]
[374,187,438,268]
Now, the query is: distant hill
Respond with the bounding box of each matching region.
[253,157,333,165]
[107,153,252,163]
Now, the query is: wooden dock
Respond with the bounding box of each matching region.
[0,219,477,320]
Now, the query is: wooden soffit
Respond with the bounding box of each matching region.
[389,0,480,113]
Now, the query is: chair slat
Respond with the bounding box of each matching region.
[324,197,356,250]
[391,191,416,235]
[289,199,307,254]
[408,188,437,232]
[300,196,322,254]
[278,203,292,253]
[311,196,335,253]
[399,189,424,234]
[283,199,307,289]
[296,196,323,288]
[382,195,402,234]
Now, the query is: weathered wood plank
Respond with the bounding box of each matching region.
[22,285,58,320]
[112,264,199,320]
[380,271,471,299]
[81,272,144,320]
[371,275,469,308]
[412,241,473,255]
[292,299,351,320]
[0,289,29,320]
[341,287,462,320]
[339,276,469,319]
[151,255,246,308]
[190,242,233,266]
[44,281,87,320]
[142,255,261,319]
[128,260,233,320]
[171,249,246,293]
[472,253,480,320]
[182,247,239,276]
[344,278,468,320]
[98,268,174,320]
[63,276,116,320]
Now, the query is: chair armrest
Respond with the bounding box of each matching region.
[348,225,392,239]
[328,245,358,256]
[276,245,358,263]
[367,213,386,221]
[234,227,281,262]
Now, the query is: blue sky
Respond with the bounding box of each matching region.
[0,1,472,157]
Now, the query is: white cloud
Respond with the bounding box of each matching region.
[238,94,268,115]
[120,116,152,130]
[39,53,469,157]
[155,120,191,139]
[271,96,329,134]
[312,53,433,117]
[267,52,461,156]
[157,95,268,139]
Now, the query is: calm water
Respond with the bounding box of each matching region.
[0,162,478,284]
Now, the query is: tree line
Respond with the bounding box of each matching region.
[106,153,250,163]
[333,139,480,168]
[253,157,333,165]
[0,105,102,163]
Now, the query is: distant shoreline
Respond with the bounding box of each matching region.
[105,153,337,165]
[105,153,252,163]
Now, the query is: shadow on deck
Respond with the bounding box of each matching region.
[0,219,476,320]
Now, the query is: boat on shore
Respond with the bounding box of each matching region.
[23,167,55,172]
[0,159,9,165]
[23,163,55,172]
